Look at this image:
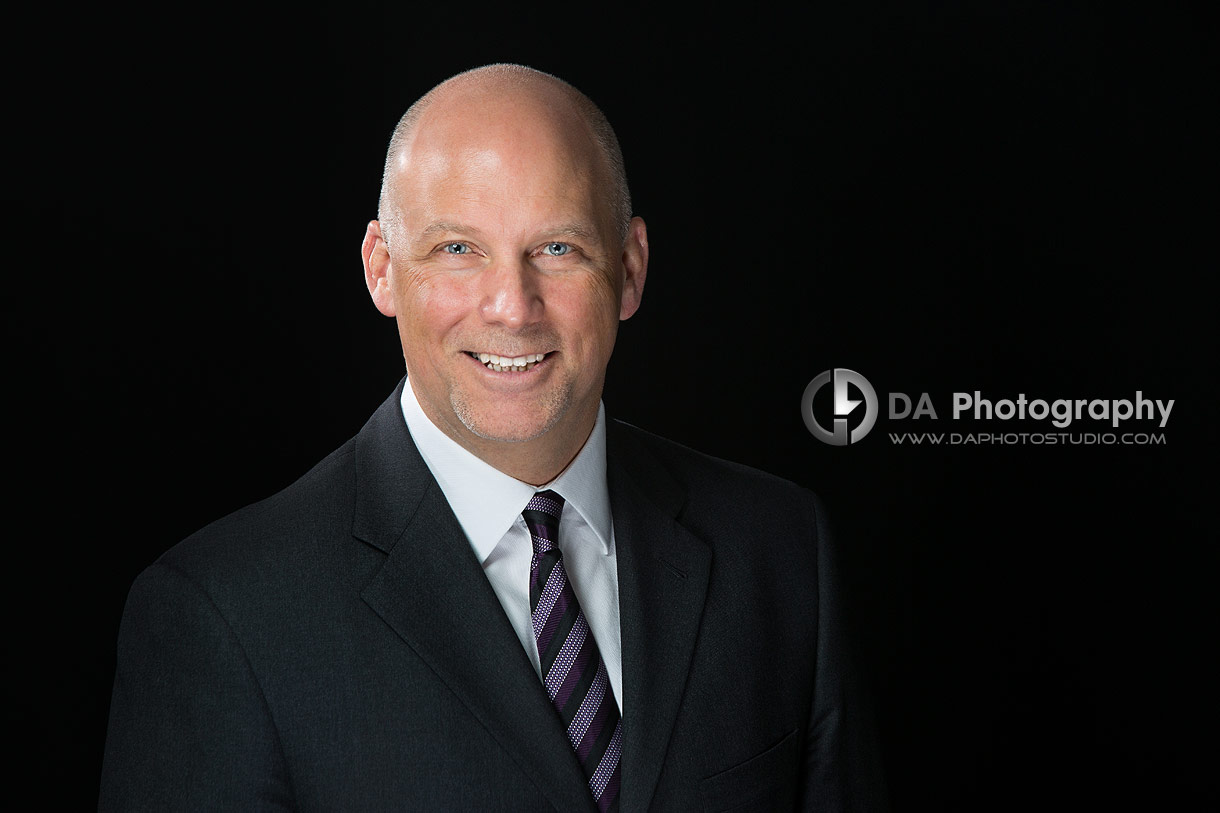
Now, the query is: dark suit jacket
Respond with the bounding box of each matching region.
[101,379,885,811]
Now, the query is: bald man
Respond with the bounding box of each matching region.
[101,65,885,811]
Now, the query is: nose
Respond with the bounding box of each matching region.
[478,256,544,329]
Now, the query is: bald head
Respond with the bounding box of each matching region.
[377,64,631,247]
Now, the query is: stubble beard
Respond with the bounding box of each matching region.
[449,378,575,445]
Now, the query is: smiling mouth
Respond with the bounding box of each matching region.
[466,351,549,372]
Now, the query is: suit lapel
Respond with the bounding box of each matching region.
[608,421,713,813]
[353,380,594,812]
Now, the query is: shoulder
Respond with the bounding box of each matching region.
[150,436,366,604]
[609,418,818,503]
[607,421,834,627]
[608,419,827,538]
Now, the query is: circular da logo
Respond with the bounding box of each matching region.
[801,368,879,445]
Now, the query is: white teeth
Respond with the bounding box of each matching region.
[473,351,547,371]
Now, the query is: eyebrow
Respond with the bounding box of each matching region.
[417,222,482,240]
[544,222,600,241]
[415,221,600,242]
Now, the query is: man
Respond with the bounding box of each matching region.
[101,64,884,811]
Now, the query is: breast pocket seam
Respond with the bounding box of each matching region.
[698,727,801,812]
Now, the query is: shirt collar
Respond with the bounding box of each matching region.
[399,377,613,563]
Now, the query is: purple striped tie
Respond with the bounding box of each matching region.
[524,491,621,812]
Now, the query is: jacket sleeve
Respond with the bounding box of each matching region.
[798,493,889,812]
[99,562,295,811]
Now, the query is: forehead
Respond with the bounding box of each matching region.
[391,83,614,238]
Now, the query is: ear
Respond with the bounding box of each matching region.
[618,216,648,321]
[362,220,396,317]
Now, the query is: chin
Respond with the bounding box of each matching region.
[461,415,550,443]
[451,398,568,445]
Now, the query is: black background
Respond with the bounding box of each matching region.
[6,3,1215,809]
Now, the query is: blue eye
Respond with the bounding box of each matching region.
[543,242,570,256]
[443,243,470,255]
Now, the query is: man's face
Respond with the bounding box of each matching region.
[368,96,645,458]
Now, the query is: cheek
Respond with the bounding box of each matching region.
[571,265,622,315]
[585,273,624,331]
[557,276,622,354]
[396,271,469,335]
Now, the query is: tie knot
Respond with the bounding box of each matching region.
[523,490,564,554]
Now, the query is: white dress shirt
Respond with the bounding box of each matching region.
[400,378,623,711]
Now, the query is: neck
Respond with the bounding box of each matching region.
[467,436,586,487]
